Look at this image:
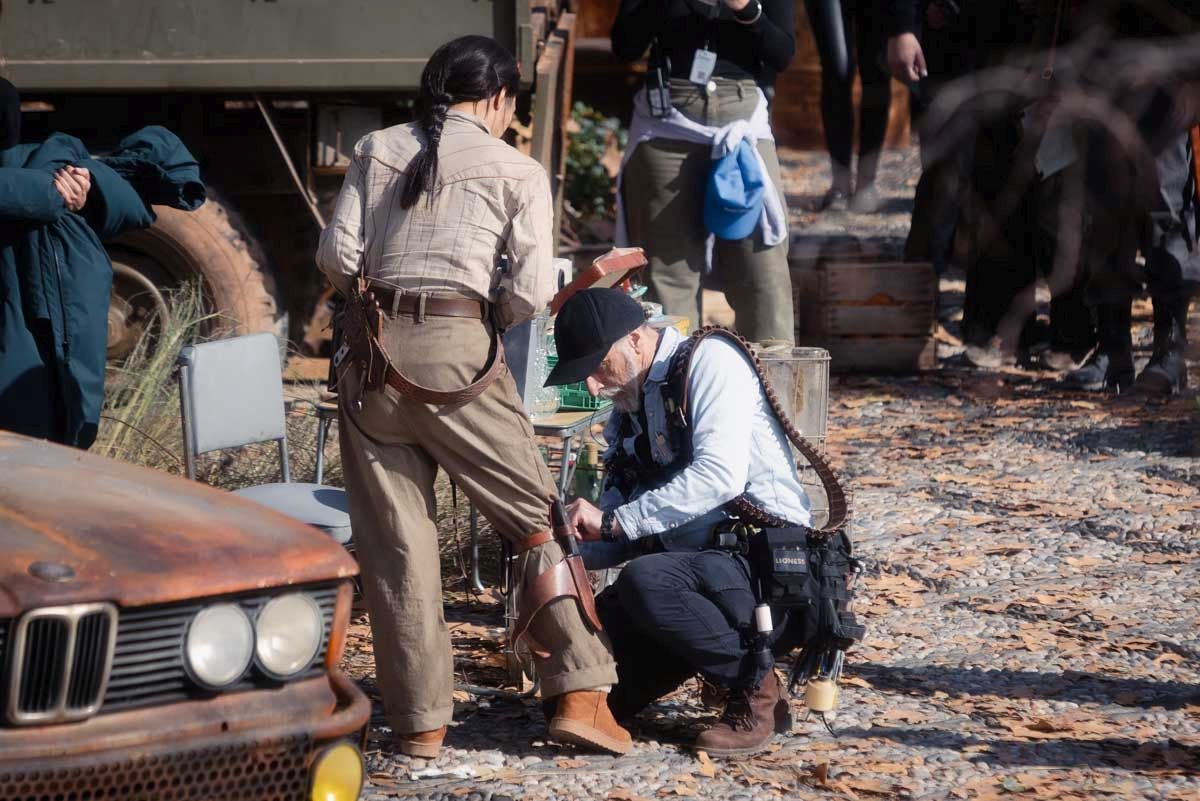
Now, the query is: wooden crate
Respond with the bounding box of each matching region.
[793,260,937,373]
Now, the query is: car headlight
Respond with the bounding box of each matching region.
[255,593,324,678]
[186,603,254,689]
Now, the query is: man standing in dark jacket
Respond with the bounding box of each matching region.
[1058,3,1200,394]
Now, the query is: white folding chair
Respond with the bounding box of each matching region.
[177,332,352,546]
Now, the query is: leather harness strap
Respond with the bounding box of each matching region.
[670,326,850,534]
[381,343,506,406]
[510,528,555,555]
[511,556,603,659]
[341,280,506,406]
[511,504,605,659]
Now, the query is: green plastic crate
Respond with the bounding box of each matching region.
[546,355,611,411]
[558,386,610,411]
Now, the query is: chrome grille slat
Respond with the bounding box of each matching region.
[7,604,117,724]
[105,667,191,687]
[68,613,110,708]
[111,648,183,667]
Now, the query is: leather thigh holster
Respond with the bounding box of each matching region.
[510,529,604,658]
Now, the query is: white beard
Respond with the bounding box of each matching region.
[597,346,644,412]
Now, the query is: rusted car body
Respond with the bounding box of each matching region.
[0,432,369,801]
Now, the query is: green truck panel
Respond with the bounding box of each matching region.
[0,0,530,91]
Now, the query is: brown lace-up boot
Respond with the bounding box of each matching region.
[693,672,791,757]
[394,726,447,758]
[549,690,633,755]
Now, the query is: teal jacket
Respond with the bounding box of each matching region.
[0,126,203,448]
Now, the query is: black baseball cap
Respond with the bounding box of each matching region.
[545,288,645,386]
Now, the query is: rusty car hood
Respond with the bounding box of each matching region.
[0,433,357,617]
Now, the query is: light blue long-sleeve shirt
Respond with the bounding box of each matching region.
[585,327,811,567]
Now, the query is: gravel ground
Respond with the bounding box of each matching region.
[343,147,1200,801]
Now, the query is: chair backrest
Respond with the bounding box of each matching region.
[178,332,290,481]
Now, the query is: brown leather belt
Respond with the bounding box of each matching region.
[368,286,487,320]
[340,279,504,406]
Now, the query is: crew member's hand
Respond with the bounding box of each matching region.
[886,33,928,83]
[565,498,604,542]
[53,166,91,212]
[722,0,752,10]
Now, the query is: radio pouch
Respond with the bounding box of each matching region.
[748,528,865,651]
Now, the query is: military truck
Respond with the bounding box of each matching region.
[0,0,578,358]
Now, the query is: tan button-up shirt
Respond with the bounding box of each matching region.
[316,111,555,330]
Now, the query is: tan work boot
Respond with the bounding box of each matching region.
[549,690,633,755]
[394,726,447,758]
[693,672,791,757]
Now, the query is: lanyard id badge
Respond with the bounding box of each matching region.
[689,48,717,85]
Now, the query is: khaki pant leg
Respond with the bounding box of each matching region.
[372,314,618,698]
[715,138,796,344]
[338,373,452,735]
[624,138,710,330]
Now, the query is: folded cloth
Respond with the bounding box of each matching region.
[615,87,788,271]
[100,125,206,212]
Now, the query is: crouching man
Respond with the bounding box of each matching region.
[545,288,814,756]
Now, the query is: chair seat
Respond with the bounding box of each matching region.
[235,483,352,545]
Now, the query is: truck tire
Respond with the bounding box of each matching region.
[108,198,287,356]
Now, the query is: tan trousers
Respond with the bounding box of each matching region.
[337,310,617,735]
[623,77,795,343]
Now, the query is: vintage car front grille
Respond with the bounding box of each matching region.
[0,731,312,801]
[102,584,338,713]
[5,603,118,725]
[0,585,338,723]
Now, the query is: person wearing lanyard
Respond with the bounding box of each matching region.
[317,36,630,758]
[611,0,797,345]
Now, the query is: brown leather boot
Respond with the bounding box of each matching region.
[549,690,633,755]
[694,672,791,757]
[394,726,446,758]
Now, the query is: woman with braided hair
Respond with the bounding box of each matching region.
[318,36,630,757]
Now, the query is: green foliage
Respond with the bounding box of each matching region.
[564,102,627,221]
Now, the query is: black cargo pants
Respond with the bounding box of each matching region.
[598,549,760,719]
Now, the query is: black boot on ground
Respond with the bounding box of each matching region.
[1062,304,1135,392]
[692,672,792,757]
[1133,294,1191,396]
[818,165,852,211]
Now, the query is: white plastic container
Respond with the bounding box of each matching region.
[756,346,832,526]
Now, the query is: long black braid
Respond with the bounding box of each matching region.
[400,36,521,209]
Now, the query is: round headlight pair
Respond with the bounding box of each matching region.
[185,593,324,689]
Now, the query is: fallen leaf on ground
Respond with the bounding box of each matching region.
[984,543,1036,555]
[607,789,649,801]
[872,709,931,725]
